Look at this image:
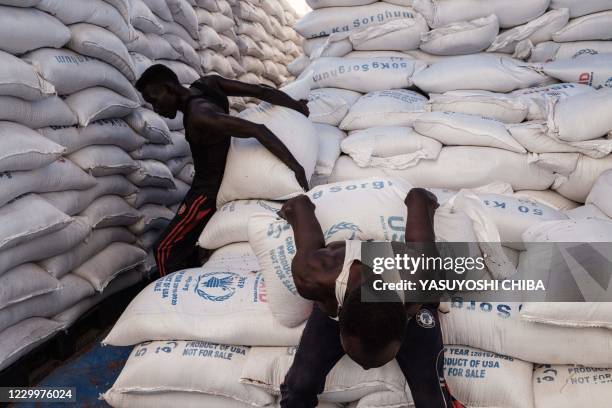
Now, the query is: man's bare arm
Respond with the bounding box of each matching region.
[194,111,309,191]
[202,75,309,116]
[278,195,330,300]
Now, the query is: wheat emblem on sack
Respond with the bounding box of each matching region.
[195,272,240,302]
[325,222,362,241]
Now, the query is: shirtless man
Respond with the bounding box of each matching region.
[135,65,310,277]
[277,188,463,408]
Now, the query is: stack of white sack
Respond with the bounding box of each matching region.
[284,0,612,203]
[0,1,158,371]
[233,0,304,93]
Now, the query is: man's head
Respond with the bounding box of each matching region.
[135,64,182,118]
[339,280,407,370]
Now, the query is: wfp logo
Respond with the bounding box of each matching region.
[195,272,240,302]
[325,222,362,241]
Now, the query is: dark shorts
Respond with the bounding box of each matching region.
[153,189,216,277]
[280,304,461,408]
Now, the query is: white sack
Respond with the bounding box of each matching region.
[128,204,174,234]
[157,59,199,84]
[0,121,65,172]
[328,147,556,192]
[314,124,345,176]
[413,0,550,29]
[64,87,139,127]
[0,96,76,128]
[553,11,612,42]
[130,132,191,162]
[521,303,612,330]
[39,119,146,154]
[73,242,146,291]
[564,204,608,220]
[529,41,612,63]
[476,193,567,248]
[586,169,612,218]
[0,264,60,310]
[441,298,612,366]
[511,83,595,121]
[130,0,164,35]
[37,0,134,42]
[348,14,429,52]
[164,34,201,70]
[68,23,137,81]
[413,112,526,153]
[550,0,612,17]
[240,347,408,404]
[0,50,54,100]
[488,9,570,54]
[0,159,96,207]
[444,345,534,408]
[199,200,282,249]
[303,37,351,58]
[68,146,139,177]
[412,55,553,94]
[305,57,427,93]
[288,56,310,77]
[105,342,274,407]
[216,78,317,206]
[533,365,612,408]
[307,88,362,126]
[40,175,138,216]
[0,216,91,276]
[167,0,199,40]
[39,227,136,278]
[0,194,72,252]
[508,121,612,159]
[421,15,499,56]
[81,195,142,229]
[103,265,305,346]
[126,180,189,208]
[177,163,194,185]
[127,160,176,189]
[426,90,528,124]
[548,88,612,142]
[0,274,94,333]
[294,3,421,39]
[0,6,70,54]
[514,190,578,211]
[0,318,61,371]
[542,54,612,90]
[24,48,138,100]
[124,108,172,145]
[54,268,142,328]
[143,0,173,21]
[341,126,441,169]
[340,89,426,130]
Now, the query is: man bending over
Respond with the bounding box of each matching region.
[277,188,463,408]
[135,65,309,277]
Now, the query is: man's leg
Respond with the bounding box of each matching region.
[153,190,216,277]
[395,304,461,408]
[280,305,345,408]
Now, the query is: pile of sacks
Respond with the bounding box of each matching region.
[233,0,303,89]
[287,0,612,208]
[102,76,612,408]
[103,0,612,406]
[0,0,302,373]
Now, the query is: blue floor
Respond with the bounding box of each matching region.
[17,337,132,408]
